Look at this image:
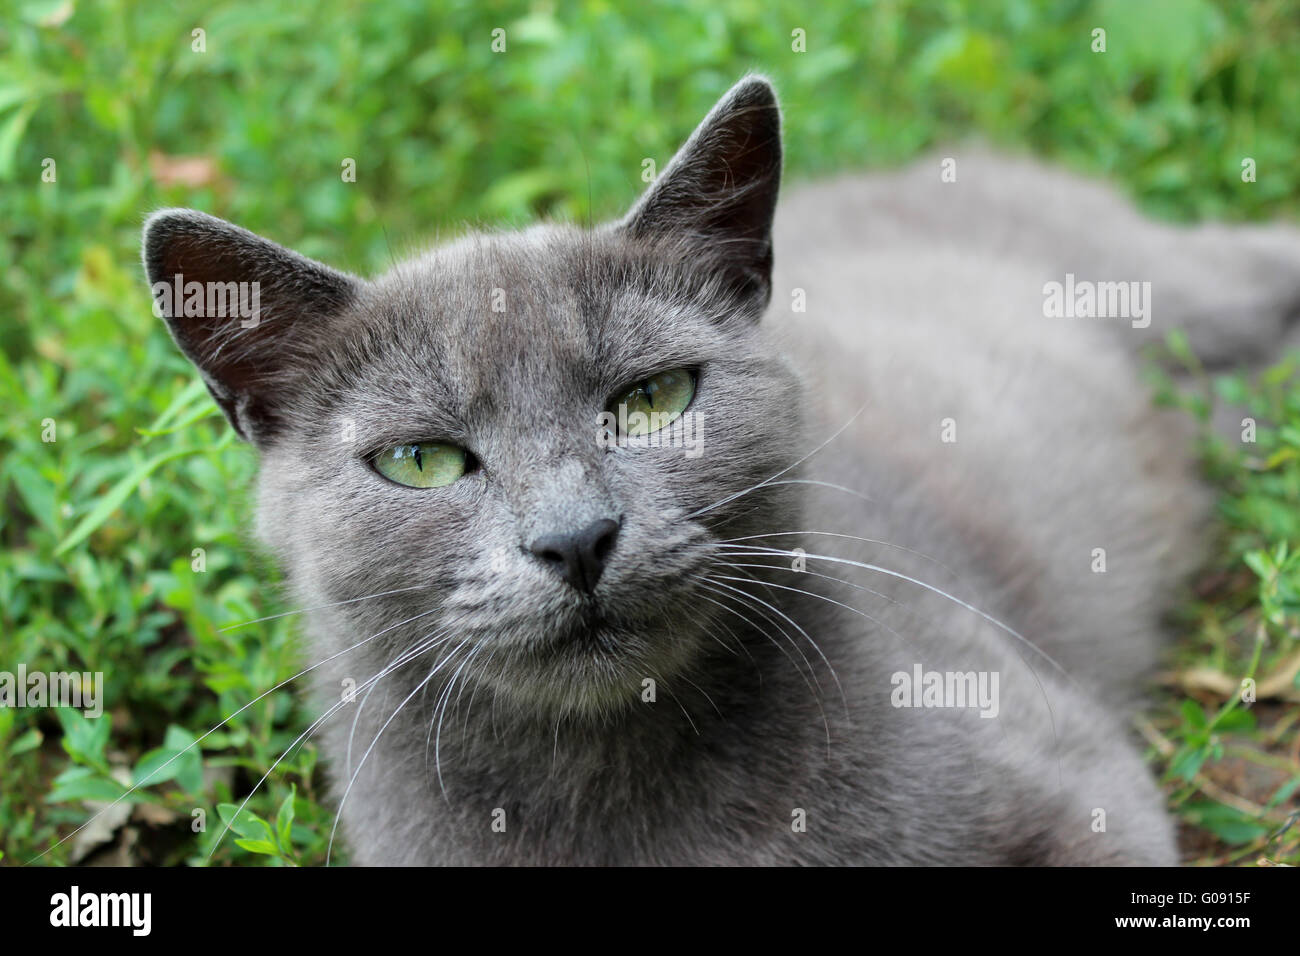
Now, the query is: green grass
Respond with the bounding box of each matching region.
[1,0,1297,866]
[1146,340,1300,865]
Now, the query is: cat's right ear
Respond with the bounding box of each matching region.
[142,209,359,448]
[621,75,782,311]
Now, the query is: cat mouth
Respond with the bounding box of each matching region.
[465,584,707,714]
[548,603,614,648]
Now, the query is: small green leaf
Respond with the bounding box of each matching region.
[10,727,43,755]
[1182,800,1270,845]
[233,838,280,856]
[56,446,206,554]
[276,785,296,851]
[217,803,275,843]
[1213,707,1255,733]
[46,766,130,804]
[1265,776,1300,810]
[132,727,202,794]
[1180,698,1208,730]
[0,100,38,180]
[57,708,111,770]
[1170,743,1209,781]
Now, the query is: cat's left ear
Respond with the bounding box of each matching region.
[142,209,360,448]
[622,75,782,310]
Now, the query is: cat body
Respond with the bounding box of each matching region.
[143,77,1300,865]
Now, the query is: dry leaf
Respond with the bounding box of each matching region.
[149,149,220,188]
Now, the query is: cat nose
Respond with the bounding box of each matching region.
[528,518,621,594]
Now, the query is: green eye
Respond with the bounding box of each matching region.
[373,442,468,488]
[608,368,696,437]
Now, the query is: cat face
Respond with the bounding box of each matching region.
[144,76,798,716]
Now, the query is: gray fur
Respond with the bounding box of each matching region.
[142,76,1300,865]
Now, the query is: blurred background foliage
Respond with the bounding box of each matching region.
[1,0,1297,865]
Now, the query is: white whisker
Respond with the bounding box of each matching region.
[701,575,848,717]
[29,604,441,865]
[718,543,1066,776]
[209,626,453,861]
[327,634,476,864]
[684,405,866,520]
[691,579,831,751]
[218,584,435,632]
[344,605,447,774]
[693,578,820,688]
[433,641,486,799]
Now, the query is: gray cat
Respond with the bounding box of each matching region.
[142,76,1300,865]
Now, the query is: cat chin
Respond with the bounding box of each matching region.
[466,619,705,721]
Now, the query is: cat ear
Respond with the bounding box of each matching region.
[622,75,782,309]
[142,209,359,447]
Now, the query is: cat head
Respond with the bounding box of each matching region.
[142,76,802,717]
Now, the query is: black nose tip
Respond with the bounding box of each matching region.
[529,518,620,594]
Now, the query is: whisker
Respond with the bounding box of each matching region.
[709,572,907,650]
[706,499,771,532]
[694,614,748,661]
[693,578,820,688]
[691,580,831,751]
[433,641,486,799]
[708,571,1022,762]
[675,671,724,720]
[715,558,898,606]
[208,626,453,860]
[344,605,448,774]
[701,575,849,717]
[459,643,502,740]
[648,666,701,735]
[699,615,761,685]
[218,585,435,632]
[712,555,1026,745]
[327,634,477,864]
[719,544,1065,782]
[684,405,866,521]
[713,556,784,606]
[755,478,874,503]
[717,544,1075,686]
[719,530,967,587]
[28,605,443,865]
